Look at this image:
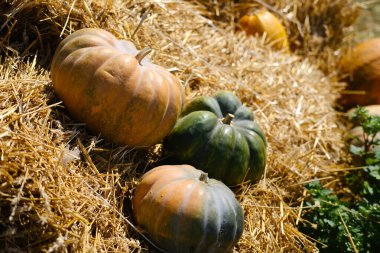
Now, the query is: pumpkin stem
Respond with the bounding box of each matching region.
[199,173,209,183]
[135,47,152,65]
[222,113,235,125]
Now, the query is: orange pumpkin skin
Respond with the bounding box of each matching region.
[339,38,380,110]
[239,9,289,52]
[51,28,184,147]
[132,165,244,253]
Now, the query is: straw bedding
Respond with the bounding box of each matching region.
[0,0,358,252]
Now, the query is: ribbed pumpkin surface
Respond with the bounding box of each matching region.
[163,91,267,186]
[132,164,244,253]
[51,28,184,147]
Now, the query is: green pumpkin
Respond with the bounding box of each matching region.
[163,91,267,186]
[133,164,244,253]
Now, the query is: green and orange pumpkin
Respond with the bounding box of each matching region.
[163,91,267,186]
[51,28,184,147]
[132,164,244,253]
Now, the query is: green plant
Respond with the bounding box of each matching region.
[300,106,380,253]
[301,181,380,253]
[348,106,380,201]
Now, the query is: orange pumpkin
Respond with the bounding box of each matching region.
[338,38,380,110]
[51,28,184,147]
[132,164,244,253]
[239,9,289,52]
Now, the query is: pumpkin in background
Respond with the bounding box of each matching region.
[132,164,244,253]
[163,91,267,186]
[239,9,290,52]
[51,28,184,147]
[338,38,380,110]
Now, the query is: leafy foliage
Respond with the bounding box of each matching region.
[300,107,380,253]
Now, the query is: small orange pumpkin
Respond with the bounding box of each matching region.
[51,28,184,147]
[239,9,289,52]
[338,38,380,110]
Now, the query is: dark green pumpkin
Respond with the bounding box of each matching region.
[163,91,267,186]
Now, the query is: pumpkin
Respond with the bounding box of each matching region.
[162,91,267,186]
[338,38,380,110]
[51,28,184,147]
[239,9,289,52]
[132,164,244,253]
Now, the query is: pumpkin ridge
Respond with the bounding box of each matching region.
[213,92,241,116]
[210,96,224,117]
[193,193,210,253]
[124,69,162,144]
[53,37,113,76]
[53,46,93,83]
[215,186,242,252]
[61,47,110,99]
[179,112,219,160]
[208,188,223,251]
[54,47,116,112]
[181,96,223,117]
[66,28,116,46]
[148,180,185,241]
[219,125,237,182]
[244,132,267,181]
[137,179,184,233]
[234,121,266,145]
[172,182,200,251]
[99,56,147,145]
[218,188,239,250]
[82,51,134,116]
[230,129,251,185]
[136,70,174,143]
[192,121,223,171]
[69,32,115,48]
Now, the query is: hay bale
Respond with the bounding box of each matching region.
[197,0,359,74]
[0,0,355,252]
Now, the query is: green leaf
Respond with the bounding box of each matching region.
[350,144,364,156]
[368,166,380,180]
[374,146,380,160]
[362,181,374,196]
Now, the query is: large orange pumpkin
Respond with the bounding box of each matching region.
[51,28,184,147]
[338,38,380,110]
[132,164,244,253]
[239,9,289,52]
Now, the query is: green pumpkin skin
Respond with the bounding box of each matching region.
[163,91,267,186]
